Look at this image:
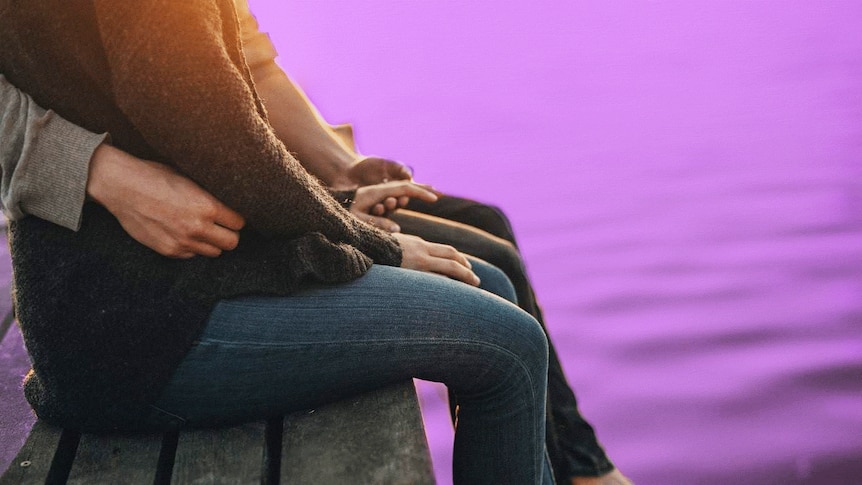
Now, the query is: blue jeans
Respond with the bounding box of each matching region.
[149,260,552,484]
[404,196,617,480]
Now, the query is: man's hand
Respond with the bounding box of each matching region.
[343,156,413,188]
[393,233,480,286]
[87,144,245,258]
[350,181,439,232]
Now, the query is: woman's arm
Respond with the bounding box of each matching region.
[1,75,244,258]
[91,0,400,265]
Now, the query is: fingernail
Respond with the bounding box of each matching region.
[391,224,401,233]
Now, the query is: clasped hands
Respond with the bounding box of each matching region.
[88,149,479,286]
[341,156,481,287]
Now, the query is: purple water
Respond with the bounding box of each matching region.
[250,1,862,483]
[0,2,859,483]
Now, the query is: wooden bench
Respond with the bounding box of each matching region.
[1,380,434,484]
[0,257,436,484]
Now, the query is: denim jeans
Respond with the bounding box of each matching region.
[150,260,553,484]
[404,195,616,481]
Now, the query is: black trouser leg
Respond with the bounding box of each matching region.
[398,196,616,480]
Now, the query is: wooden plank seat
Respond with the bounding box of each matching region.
[0,381,435,484]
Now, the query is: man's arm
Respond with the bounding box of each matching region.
[0,75,244,258]
[236,0,412,189]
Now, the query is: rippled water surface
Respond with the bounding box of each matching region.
[0,2,859,484]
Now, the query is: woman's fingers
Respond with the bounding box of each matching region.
[424,242,478,285]
[393,234,480,286]
[427,241,472,270]
[430,257,480,286]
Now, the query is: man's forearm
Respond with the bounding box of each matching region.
[237,1,412,190]
[252,63,358,189]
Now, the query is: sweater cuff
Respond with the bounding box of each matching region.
[22,111,107,231]
[327,188,357,210]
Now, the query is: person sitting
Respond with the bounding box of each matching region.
[1,1,553,483]
[0,1,632,482]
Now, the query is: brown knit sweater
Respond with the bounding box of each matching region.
[0,0,401,430]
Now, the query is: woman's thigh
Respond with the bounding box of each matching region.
[392,210,531,305]
[150,264,546,427]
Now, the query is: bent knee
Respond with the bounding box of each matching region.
[465,204,517,243]
[476,241,527,288]
[479,308,548,376]
[462,311,549,396]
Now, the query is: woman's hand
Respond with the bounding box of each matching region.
[87,144,245,258]
[350,181,439,232]
[393,233,480,286]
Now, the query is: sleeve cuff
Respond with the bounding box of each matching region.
[21,111,107,231]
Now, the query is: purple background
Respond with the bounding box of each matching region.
[0,2,859,484]
[249,1,862,483]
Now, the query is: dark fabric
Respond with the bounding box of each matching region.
[0,0,401,431]
[328,188,358,210]
[399,196,616,480]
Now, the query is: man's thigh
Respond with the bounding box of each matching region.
[404,194,518,245]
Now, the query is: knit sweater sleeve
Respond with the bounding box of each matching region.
[90,0,400,266]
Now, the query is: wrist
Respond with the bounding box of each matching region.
[86,143,139,210]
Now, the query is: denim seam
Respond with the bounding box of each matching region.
[148,403,188,425]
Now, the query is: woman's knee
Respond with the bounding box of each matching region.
[460,305,549,394]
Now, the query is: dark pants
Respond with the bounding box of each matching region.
[400,195,616,482]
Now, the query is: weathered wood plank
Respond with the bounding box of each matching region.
[0,323,38,477]
[171,421,266,485]
[281,381,435,485]
[0,421,64,485]
[66,432,162,484]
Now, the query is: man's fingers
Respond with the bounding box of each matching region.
[186,241,224,258]
[197,223,241,251]
[212,202,246,231]
[390,165,413,180]
[398,183,437,203]
[383,197,399,212]
[367,182,437,204]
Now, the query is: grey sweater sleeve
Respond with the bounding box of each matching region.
[1,75,107,231]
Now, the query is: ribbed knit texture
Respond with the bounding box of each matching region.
[0,75,106,231]
[0,0,401,431]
